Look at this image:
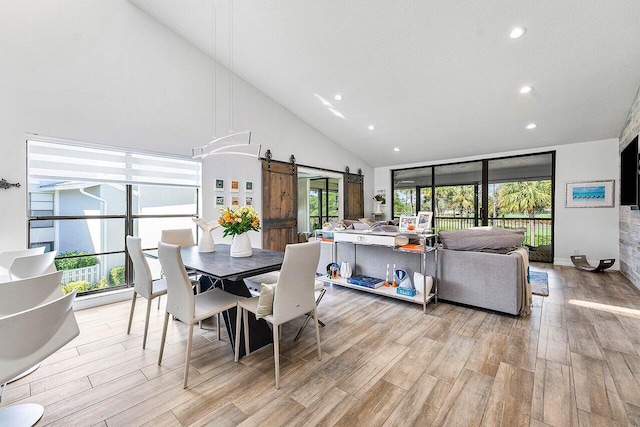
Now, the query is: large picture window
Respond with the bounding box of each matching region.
[27,137,201,295]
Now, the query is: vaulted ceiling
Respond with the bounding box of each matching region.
[130,0,640,167]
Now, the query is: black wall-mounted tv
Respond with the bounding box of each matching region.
[620,136,639,207]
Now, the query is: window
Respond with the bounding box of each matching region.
[27,137,201,295]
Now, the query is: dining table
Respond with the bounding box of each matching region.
[147,244,284,357]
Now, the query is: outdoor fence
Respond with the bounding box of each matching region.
[61,265,100,284]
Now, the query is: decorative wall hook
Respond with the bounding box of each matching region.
[0,179,20,190]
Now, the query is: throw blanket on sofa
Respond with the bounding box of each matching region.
[509,247,532,316]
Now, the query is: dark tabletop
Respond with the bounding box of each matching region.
[147,244,284,281]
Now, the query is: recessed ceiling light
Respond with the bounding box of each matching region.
[526,123,537,130]
[393,147,400,152]
[368,125,375,130]
[509,26,526,39]
[519,85,533,94]
[334,94,343,101]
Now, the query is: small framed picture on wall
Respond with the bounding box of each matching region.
[245,181,253,192]
[246,196,253,206]
[215,179,224,191]
[231,196,240,206]
[230,180,240,192]
[216,196,225,206]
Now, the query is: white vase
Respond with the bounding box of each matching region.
[193,217,220,253]
[230,232,252,257]
[374,201,382,214]
[340,262,352,278]
[413,272,434,295]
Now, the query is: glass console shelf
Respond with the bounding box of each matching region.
[317,229,438,312]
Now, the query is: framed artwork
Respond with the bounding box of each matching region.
[416,211,433,231]
[565,180,615,208]
[216,196,225,206]
[231,196,240,206]
[245,181,253,192]
[398,215,418,231]
[245,196,253,206]
[230,180,240,192]
[375,188,387,205]
[215,179,224,191]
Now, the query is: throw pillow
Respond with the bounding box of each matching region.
[256,283,276,319]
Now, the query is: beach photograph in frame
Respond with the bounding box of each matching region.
[399,215,418,231]
[565,180,615,208]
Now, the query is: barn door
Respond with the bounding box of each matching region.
[261,157,298,251]
[343,172,364,220]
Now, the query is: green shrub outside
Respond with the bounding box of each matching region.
[109,266,125,285]
[54,251,98,270]
[62,278,109,295]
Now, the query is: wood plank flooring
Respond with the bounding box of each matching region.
[3,264,640,426]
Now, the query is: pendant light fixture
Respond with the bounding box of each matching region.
[193,0,259,159]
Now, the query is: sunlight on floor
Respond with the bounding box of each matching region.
[568,299,640,319]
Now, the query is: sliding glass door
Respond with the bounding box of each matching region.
[392,152,554,262]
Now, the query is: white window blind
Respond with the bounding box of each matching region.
[28,139,201,187]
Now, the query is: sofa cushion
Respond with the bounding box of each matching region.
[438,227,525,253]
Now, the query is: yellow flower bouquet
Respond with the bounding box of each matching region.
[218,206,261,237]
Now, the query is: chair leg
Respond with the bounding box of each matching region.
[217,312,221,340]
[157,294,161,309]
[313,308,322,361]
[273,324,280,390]
[127,292,137,334]
[158,311,170,365]
[183,323,195,389]
[234,308,242,362]
[143,297,152,349]
[294,289,326,341]
[243,309,250,357]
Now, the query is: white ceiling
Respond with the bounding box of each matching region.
[130,0,640,167]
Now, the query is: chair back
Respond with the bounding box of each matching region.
[273,241,321,324]
[161,229,195,247]
[126,236,153,299]
[0,291,79,385]
[157,242,194,322]
[9,251,57,281]
[0,247,45,275]
[0,271,64,317]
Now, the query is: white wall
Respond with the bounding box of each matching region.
[0,0,372,252]
[374,138,620,268]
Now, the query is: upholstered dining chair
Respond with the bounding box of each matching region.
[0,291,79,426]
[234,241,321,389]
[243,271,326,341]
[7,251,57,281]
[0,247,45,278]
[157,242,242,388]
[126,236,168,349]
[160,228,199,283]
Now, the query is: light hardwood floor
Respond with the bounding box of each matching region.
[3,264,640,426]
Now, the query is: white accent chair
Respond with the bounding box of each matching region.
[243,272,326,341]
[157,242,242,388]
[234,241,322,389]
[0,247,45,279]
[0,271,65,401]
[7,251,57,281]
[126,236,168,349]
[0,292,79,426]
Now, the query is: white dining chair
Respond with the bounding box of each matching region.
[126,236,168,349]
[243,271,326,341]
[8,251,57,281]
[157,242,242,388]
[160,229,195,247]
[0,291,79,426]
[0,247,45,278]
[235,241,321,389]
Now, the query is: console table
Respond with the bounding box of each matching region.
[316,230,437,312]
